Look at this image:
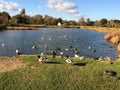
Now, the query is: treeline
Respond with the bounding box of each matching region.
[0,8,120,28]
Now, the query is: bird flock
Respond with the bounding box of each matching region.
[1,35,113,65]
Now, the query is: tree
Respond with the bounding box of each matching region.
[86,18,94,26]
[11,14,27,24]
[100,18,108,27]
[94,20,101,27]
[20,8,26,17]
[0,12,11,24]
[78,17,86,26]
[33,14,44,24]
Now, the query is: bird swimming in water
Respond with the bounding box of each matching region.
[2,43,5,47]
[32,45,36,49]
[44,45,49,49]
[16,49,21,55]
[65,48,69,51]
[88,46,96,53]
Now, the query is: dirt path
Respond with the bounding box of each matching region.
[0,56,25,72]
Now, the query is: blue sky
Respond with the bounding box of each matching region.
[0,0,120,21]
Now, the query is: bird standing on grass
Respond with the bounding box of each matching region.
[104,70,117,76]
[50,50,56,58]
[37,55,47,63]
[60,52,64,58]
[66,56,73,65]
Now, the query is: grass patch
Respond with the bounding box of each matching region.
[0,55,120,90]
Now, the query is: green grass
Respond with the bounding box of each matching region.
[1,55,120,90]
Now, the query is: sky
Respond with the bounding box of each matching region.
[0,0,120,21]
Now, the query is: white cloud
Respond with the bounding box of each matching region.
[0,0,20,12]
[47,0,83,17]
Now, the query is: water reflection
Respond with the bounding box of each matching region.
[0,28,117,59]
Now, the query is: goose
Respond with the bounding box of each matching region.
[37,55,47,63]
[66,56,73,65]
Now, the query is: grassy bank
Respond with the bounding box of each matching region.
[0,55,120,90]
[80,26,120,33]
[80,26,120,44]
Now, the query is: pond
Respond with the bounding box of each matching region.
[0,28,117,59]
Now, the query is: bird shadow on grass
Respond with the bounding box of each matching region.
[46,61,62,64]
[74,63,86,66]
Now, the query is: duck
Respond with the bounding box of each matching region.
[79,56,84,60]
[75,54,79,58]
[60,52,64,58]
[88,46,92,50]
[37,55,47,63]
[104,70,117,76]
[73,48,79,54]
[2,43,5,47]
[44,45,49,49]
[56,47,61,51]
[66,56,73,65]
[16,49,21,55]
[88,46,96,53]
[32,45,36,49]
[50,50,56,58]
[65,48,69,51]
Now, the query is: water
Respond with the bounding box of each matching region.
[0,28,117,59]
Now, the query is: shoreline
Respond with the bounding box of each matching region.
[80,26,120,33]
[6,26,38,30]
[80,26,120,44]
